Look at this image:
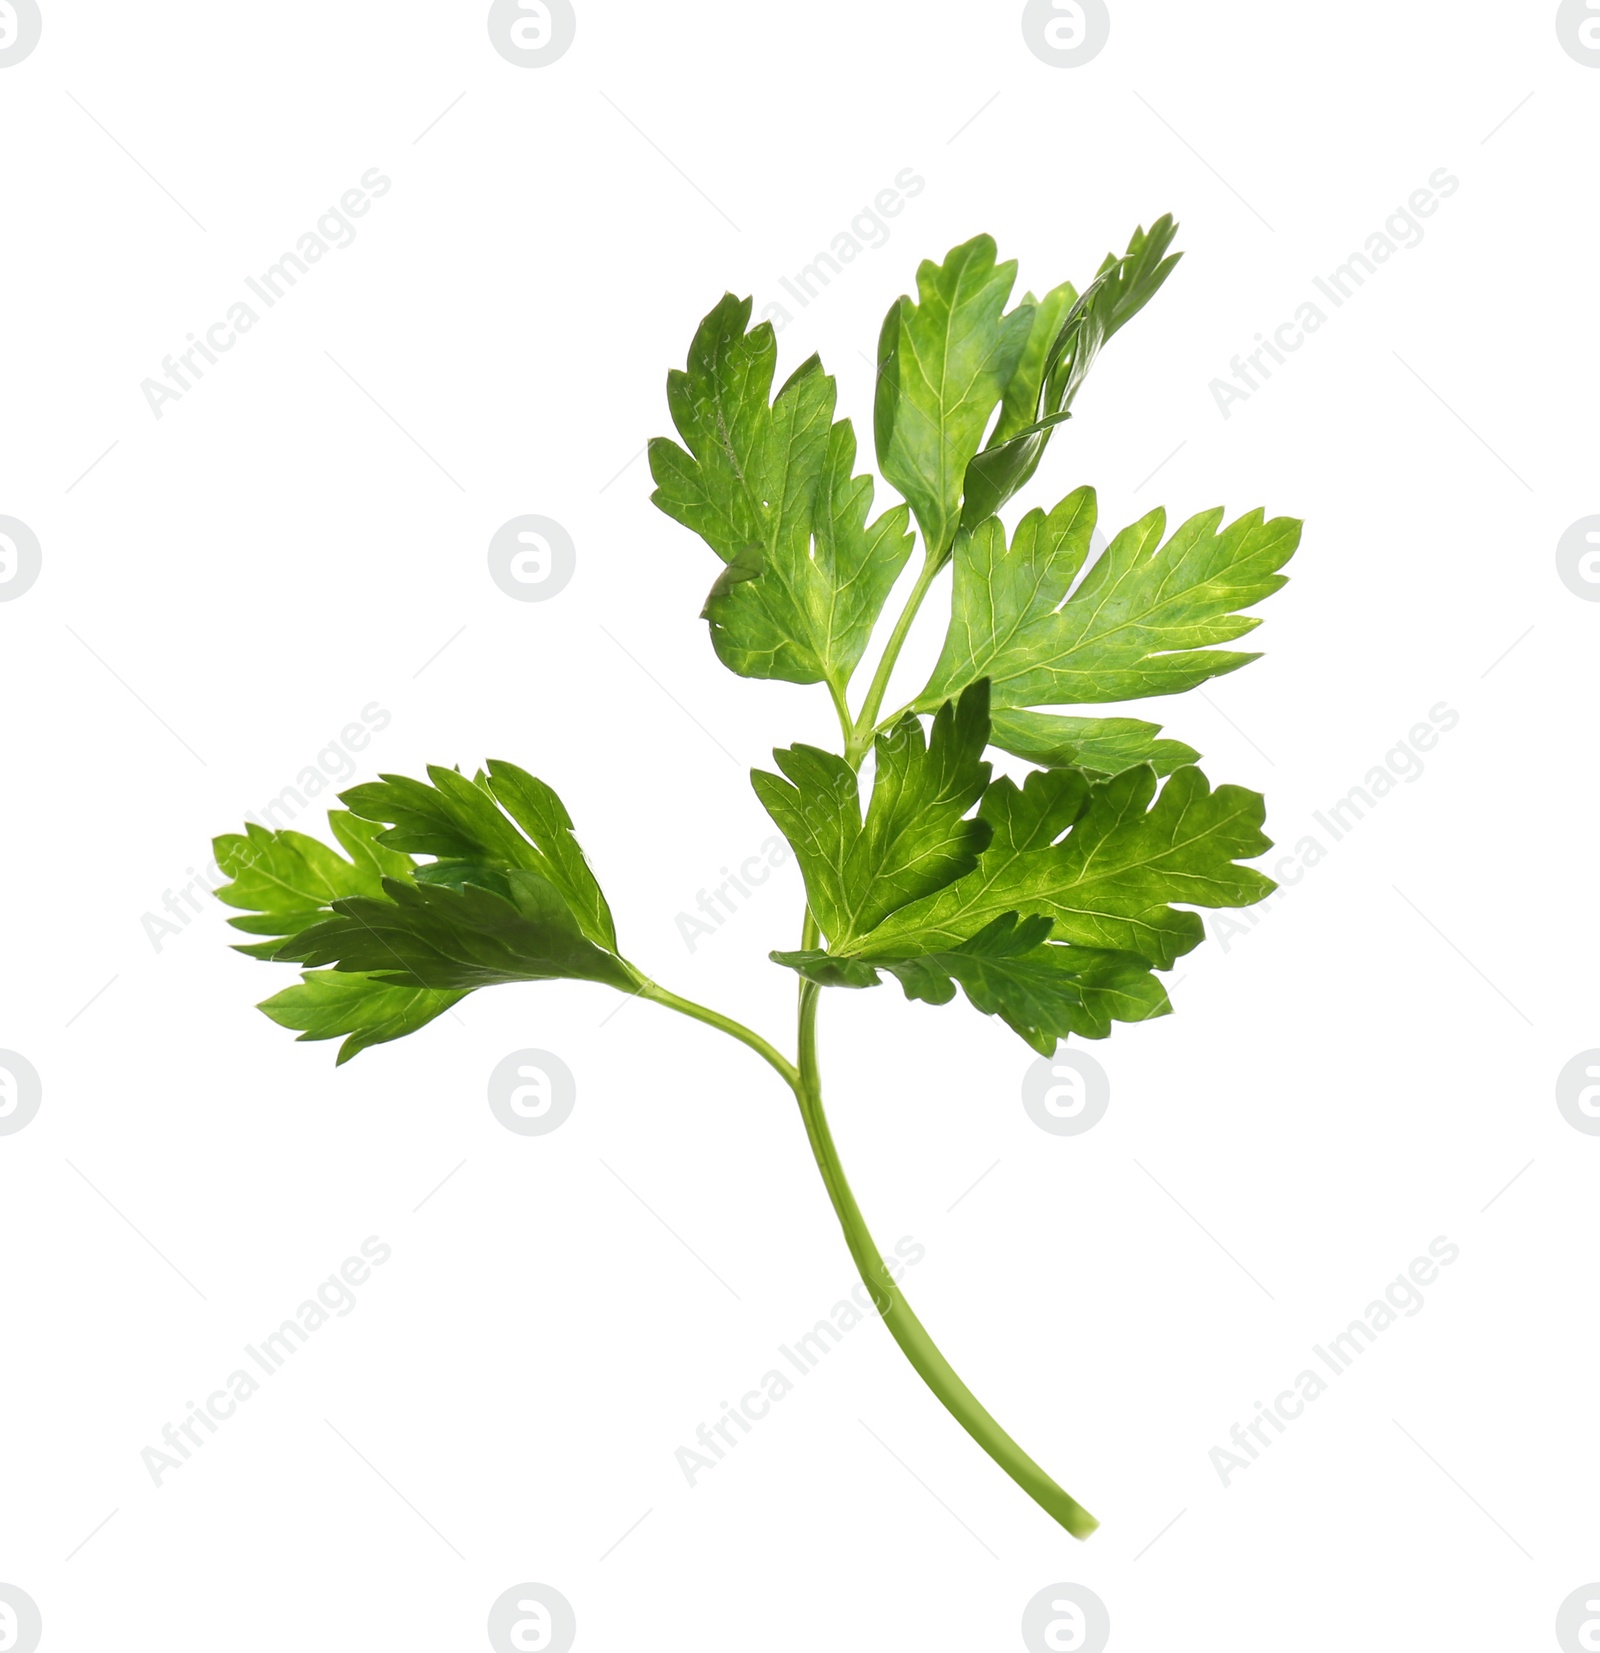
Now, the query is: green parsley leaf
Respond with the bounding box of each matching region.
[341,761,616,950]
[884,917,1170,1052]
[649,296,914,693]
[218,767,629,1060]
[850,764,1274,971]
[755,680,1172,1050]
[213,811,414,958]
[987,711,1199,778]
[991,283,1080,448]
[874,235,1034,559]
[752,681,992,950]
[1047,214,1183,417]
[214,811,463,1061]
[701,395,916,691]
[960,216,1182,531]
[258,971,466,1066]
[776,912,1170,1054]
[765,949,883,990]
[648,292,777,562]
[276,872,636,994]
[918,488,1300,711]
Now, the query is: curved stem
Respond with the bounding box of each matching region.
[650,527,1097,1534]
[635,979,799,1092]
[825,677,856,751]
[848,552,944,762]
[792,980,1099,1540]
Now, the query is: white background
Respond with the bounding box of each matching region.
[2,3,1596,1648]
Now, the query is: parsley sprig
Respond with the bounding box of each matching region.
[215,218,1298,1539]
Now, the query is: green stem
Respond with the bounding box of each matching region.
[638,959,1098,1537]
[641,533,1097,1536]
[867,698,917,745]
[848,551,944,762]
[825,677,856,751]
[635,979,799,1091]
[792,978,1099,1540]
